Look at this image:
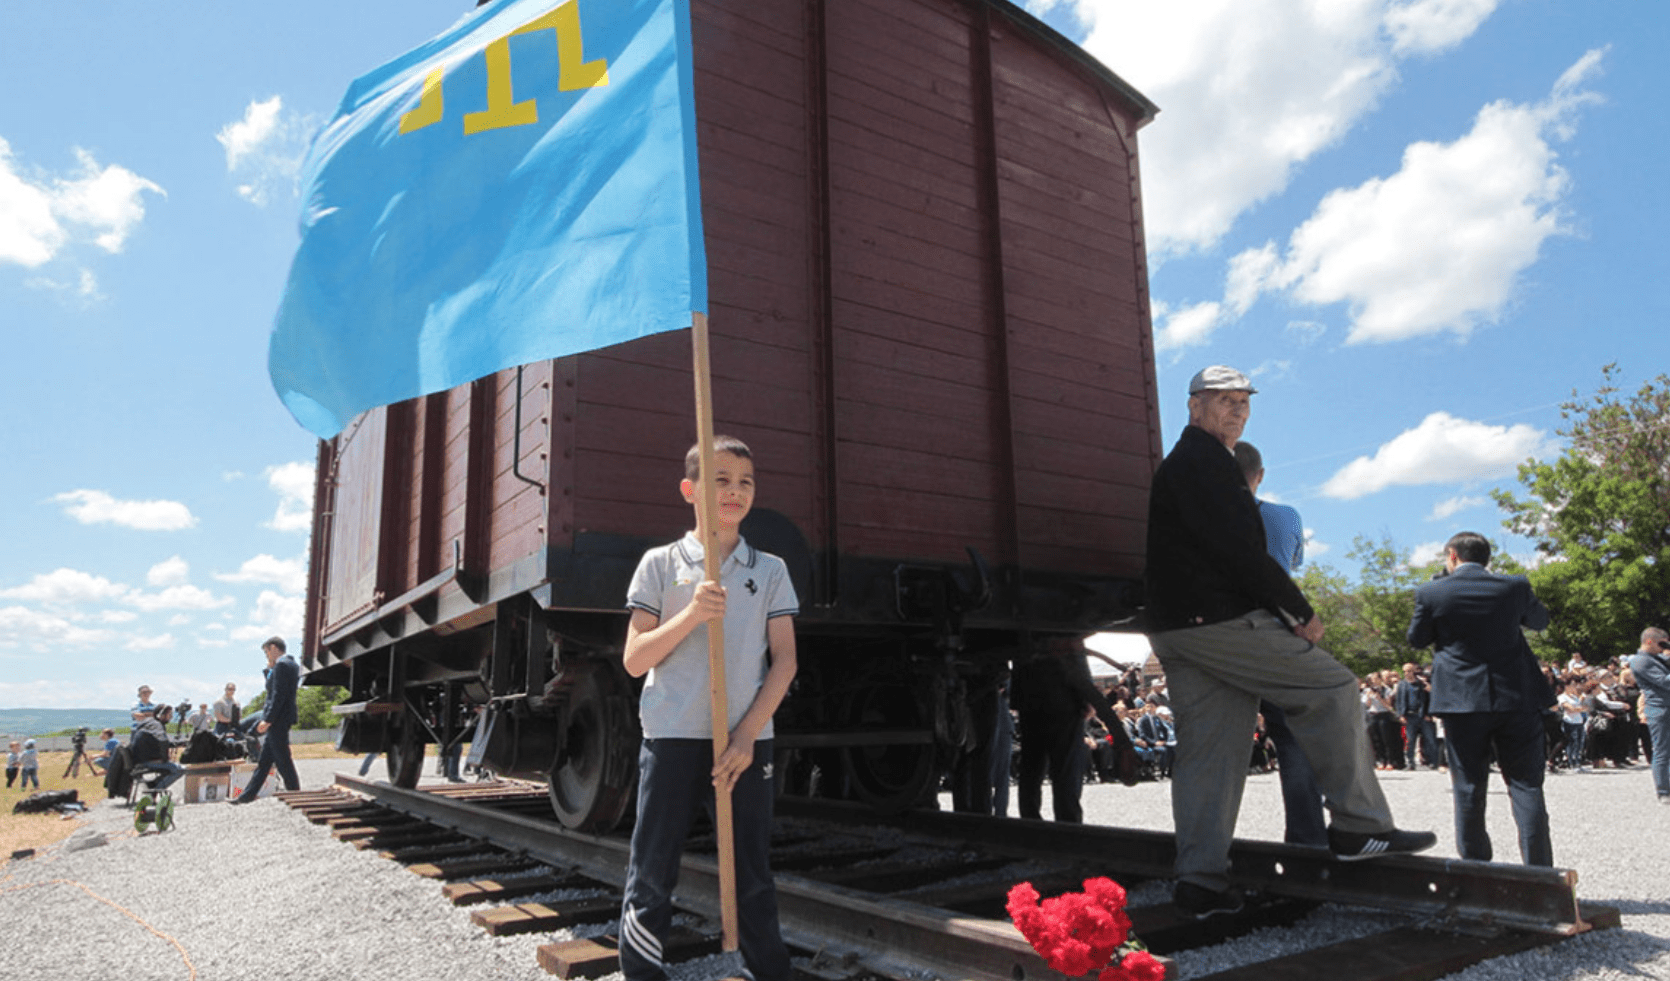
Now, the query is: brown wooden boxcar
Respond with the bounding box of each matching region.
[307,0,1161,829]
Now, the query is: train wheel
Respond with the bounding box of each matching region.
[548,664,637,832]
[386,714,425,789]
[841,684,937,814]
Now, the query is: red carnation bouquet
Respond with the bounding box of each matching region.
[1006,878,1165,981]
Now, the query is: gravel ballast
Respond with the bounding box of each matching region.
[2,757,1667,980]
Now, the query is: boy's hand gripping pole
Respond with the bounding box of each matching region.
[691,311,740,951]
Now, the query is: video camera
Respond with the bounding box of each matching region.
[175,699,193,717]
[71,726,88,748]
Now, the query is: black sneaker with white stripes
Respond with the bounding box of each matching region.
[1327,826,1438,862]
[1172,881,1245,920]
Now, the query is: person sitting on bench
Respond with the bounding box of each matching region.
[130,704,186,793]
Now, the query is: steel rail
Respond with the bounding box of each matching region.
[332,776,1062,981]
[777,798,1593,936]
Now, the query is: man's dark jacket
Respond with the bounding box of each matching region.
[1407,564,1552,715]
[264,654,301,729]
[1145,426,1313,632]
[1394,677,1430,718]
[129,717,172,765]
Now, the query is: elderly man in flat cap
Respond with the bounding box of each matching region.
[1145,366,1435,919]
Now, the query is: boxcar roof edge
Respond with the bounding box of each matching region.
[981,0,1160,127]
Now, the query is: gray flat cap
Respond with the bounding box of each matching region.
[1187,365,1257,395]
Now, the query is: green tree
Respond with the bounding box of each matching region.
[298,686,349,729]
[1344,535,1443,674]
[1295,562,1373,674]
[1495,365,1670,659]
[241,685,347,729]
[1296,534,1534,674]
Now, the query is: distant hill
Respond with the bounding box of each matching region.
[0,708,136,738]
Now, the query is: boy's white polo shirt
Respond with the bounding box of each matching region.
[626,532,798,740]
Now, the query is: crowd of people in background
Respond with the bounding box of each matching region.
[1544,652,1657,773]
[991,638,1666,802]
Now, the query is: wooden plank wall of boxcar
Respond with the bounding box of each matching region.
[561,0,1159,578]
[821,0,1014,566]
[986,13,1161,581]
[565,0,824,552]
[316,365,556,643]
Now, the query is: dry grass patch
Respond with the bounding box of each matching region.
[1,742,358,857]
[1,751,104,857]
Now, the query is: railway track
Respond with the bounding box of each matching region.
[278,777,1617,981]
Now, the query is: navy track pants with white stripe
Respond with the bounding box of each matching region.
[619,738,789,981]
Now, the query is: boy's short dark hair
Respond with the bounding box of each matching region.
[684,435,752,481]
[264,636,287,653]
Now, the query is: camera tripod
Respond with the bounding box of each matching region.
[63,742,101,778]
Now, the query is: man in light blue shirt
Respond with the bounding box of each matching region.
[1235,443,1303,571]
[1234,441,1325,846]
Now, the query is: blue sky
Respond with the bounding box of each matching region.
[2,1,1666,707]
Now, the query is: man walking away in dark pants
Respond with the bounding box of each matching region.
[1408,532,1553,865]
[230,637,301,803]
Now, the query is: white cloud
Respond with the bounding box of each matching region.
[147,556,190,587]
[0,137,61,266]
[122,584,234,613]
[1152,299,1223,353]
[1321,411,1550,499]
[0,674,265,711]
[0,137,163,269]
[53,489,197,531]
[1048,0,1499,254]
[0,605,115,649]
[0,568,130,606]
[230,590,305,644]
[1303,528,1332,560]
[1285,320,1329,345]
[125,633,176,652]
[216,96,283,170]
[1427,494,1491,521]
[1385,0,1499,56]
[216,554,308,595]
[99,610,140,624]
[22,266,103,301]
[53,148,166,253]
[216,97,316,207]
[265,462,315,532]
[1228,49,1605,344]
[1406,540,1449,568]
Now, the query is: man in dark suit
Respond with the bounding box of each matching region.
[230,636,302,803]
[1407,532,1554,865]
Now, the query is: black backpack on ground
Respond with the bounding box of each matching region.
[13,789,79,815]
[181,730,224,764]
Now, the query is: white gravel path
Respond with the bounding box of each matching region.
[2,756,1666,980]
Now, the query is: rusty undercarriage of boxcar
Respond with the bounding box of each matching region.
[304,0,1162,831]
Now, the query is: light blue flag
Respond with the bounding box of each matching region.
[270,0,706,437]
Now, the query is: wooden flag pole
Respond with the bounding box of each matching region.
[691,311,740,951]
